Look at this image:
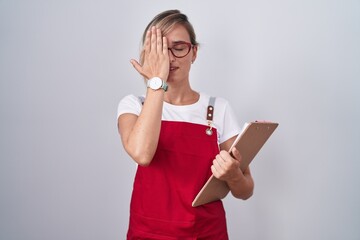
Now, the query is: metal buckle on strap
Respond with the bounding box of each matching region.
[206,122,213,136]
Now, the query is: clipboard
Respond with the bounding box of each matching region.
[192,121,278,207]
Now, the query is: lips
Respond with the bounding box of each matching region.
[170,66,179,71]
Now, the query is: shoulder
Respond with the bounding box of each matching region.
[214,96,230,108]
[203,94,240,143]
[117,94,143,119]
[199,93,230,110]
[121,94,142,102]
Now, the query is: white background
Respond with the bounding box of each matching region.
[1,0,359,239]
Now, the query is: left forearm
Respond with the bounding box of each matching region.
[227,169,254,200]
[216,138,255,200]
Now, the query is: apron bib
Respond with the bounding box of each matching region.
[127,121,228,240]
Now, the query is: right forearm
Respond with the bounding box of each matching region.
[124,26,169,166]
[125,89,164,166]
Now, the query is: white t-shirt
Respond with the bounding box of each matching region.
[117,92,241,144]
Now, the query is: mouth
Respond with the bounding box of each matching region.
[170,66,179,72]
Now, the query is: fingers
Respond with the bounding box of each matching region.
[150,26,157,53]
[211,165,220,177]
[156,28,163,53]
[132,26,169,80]
[147,26,166,54]
[162,36,168,55]
[211,151,229,176]
[211,150,241,179]
[144,29,151,54]
[143,27,157,54]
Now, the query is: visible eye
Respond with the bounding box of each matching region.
[173,47,185,51]
[172,43,188,51]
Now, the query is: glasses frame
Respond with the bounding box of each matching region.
[168,41,194,58]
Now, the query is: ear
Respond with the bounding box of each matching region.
[191,45,198,63]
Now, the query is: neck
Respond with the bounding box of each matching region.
[164,82,199,105]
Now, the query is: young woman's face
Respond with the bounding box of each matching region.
[165,24,197,83]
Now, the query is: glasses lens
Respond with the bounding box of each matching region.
[171,43,191,58]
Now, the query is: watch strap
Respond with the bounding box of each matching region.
[161,81,168,92]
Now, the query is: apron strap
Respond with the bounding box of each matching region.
[138,96,145,105]
[207,96,216,121]
[206,96,216,135]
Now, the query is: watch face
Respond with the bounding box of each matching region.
[149,77,162,90]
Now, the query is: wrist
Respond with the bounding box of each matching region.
[227,169,246,186]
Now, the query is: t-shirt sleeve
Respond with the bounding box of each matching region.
[218,100,242,144]
[117,94,143,120]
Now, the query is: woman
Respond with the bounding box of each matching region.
[117,9,254,240]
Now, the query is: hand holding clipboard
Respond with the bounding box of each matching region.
[192,121,279,207]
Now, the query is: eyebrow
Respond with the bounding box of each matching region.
[171,40,188,44]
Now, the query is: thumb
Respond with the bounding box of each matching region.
[231,147,242,162]
[130,59,144,76]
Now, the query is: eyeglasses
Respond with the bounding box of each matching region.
[168,41,193,58]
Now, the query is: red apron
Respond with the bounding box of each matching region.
[127,121,229,240]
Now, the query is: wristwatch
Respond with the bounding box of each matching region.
[147,77,168,92]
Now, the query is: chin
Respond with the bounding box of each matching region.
[166,77,174,83]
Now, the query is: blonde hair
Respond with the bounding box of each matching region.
[140,10,198,64]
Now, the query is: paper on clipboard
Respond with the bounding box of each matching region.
[191,121,278,207]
